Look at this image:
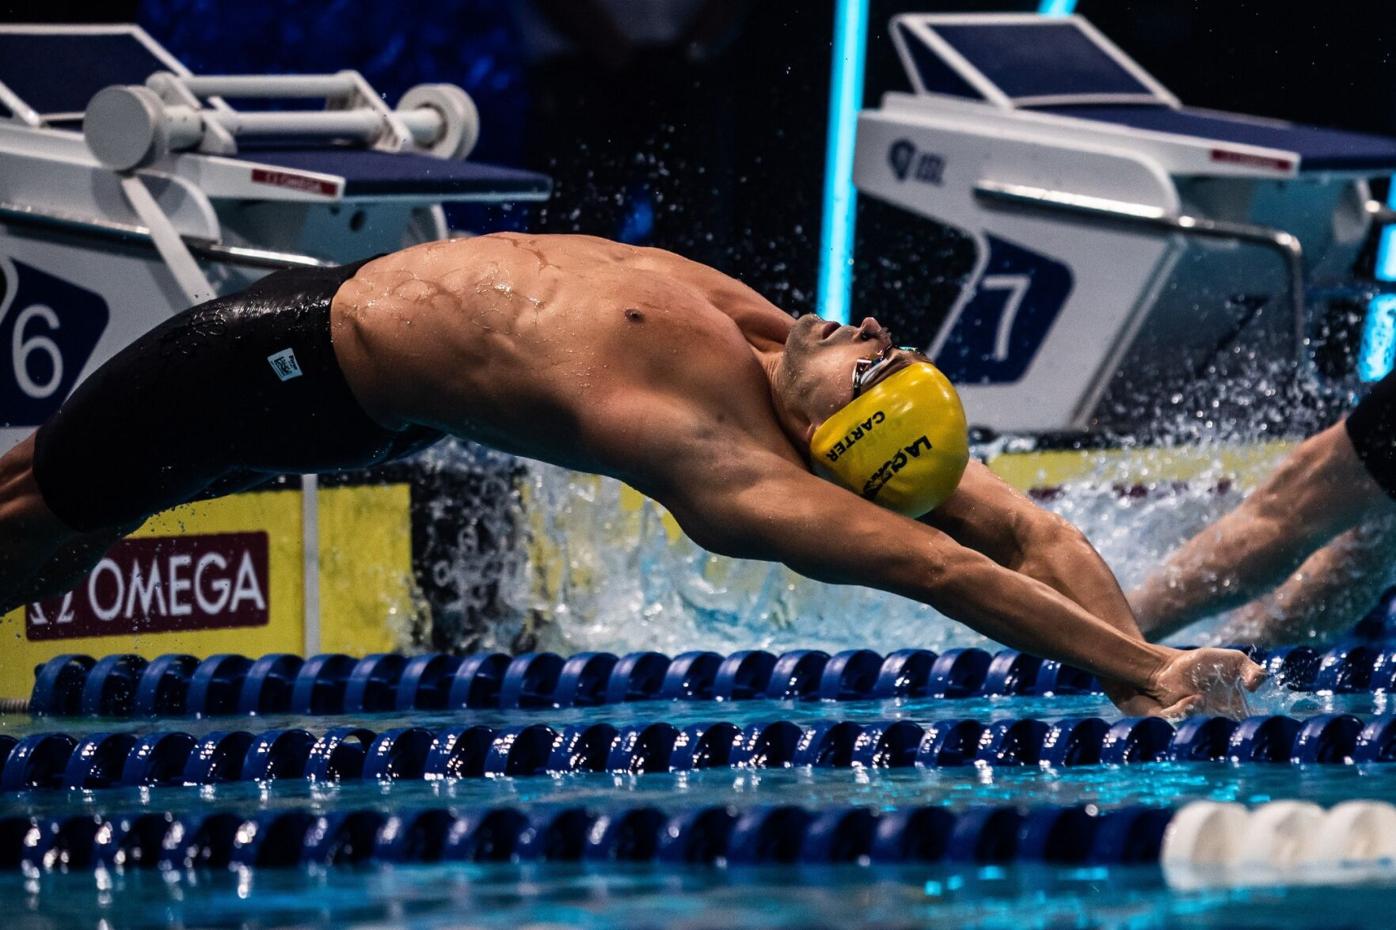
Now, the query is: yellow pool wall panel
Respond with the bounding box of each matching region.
[0,483,412,701]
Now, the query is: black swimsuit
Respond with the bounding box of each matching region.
[32,257,443,532]
[1346,368,1396,498]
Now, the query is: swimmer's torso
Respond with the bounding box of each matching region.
[330,233,802,487]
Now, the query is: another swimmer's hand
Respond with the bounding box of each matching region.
[1141,647,1266,719]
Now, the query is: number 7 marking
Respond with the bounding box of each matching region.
[978,274,1031,363]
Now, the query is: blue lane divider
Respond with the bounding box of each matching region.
[24,647,1074,719]
[62,733,136,790]
[79,654,146,717]
[28,640,1396,720]
[7,712,1393,792]
[132,654,198,717]
[3,801,1171,872]
[28,655,94,716]
[242,729,315,781]
[343,653,408,713]
[238,654,303,716]
[185,655,252,717]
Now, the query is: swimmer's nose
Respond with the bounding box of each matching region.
[856,317,884,341]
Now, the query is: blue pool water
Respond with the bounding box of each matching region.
[12,858,1396,930]
[6,686,1396,928]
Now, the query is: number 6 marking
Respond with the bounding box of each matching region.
[11,303,63,399]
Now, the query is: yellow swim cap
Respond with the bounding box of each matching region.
[808,362,969,517]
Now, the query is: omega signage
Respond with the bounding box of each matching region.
[25,532,271,640]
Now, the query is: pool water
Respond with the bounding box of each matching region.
[11,858,1392,930]
[5,686,1396,929]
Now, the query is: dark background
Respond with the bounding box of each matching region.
[5,0,1396,324]
[3,0,1395,327]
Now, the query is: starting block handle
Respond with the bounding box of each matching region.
[178,73,360,100]
[86,77,473,170]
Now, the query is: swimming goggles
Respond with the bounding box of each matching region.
[851,343,917,399]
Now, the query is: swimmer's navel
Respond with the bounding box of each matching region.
[624,308,644,323]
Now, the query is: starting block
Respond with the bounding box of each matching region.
[0,24,549,452]
[0,25,550,692]
[855,14,1396,433]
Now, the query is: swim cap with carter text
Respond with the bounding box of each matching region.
[808,362,969,517]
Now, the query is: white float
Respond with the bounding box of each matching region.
[1160,800,1249,890]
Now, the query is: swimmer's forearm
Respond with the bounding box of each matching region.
[1016,518,1144,640]
[926,547,1171,690]
[1014,523,1150,699]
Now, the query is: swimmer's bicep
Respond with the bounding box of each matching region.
[918,460,1045,563]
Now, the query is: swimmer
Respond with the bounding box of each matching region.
[0,234,1261,715]
[1133,381,1396,645]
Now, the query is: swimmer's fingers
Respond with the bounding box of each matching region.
[1207,655,1264,718]
[1153,695,1204,720]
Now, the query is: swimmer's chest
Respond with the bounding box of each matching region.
[450,294,780,466]
[580,293,773,405]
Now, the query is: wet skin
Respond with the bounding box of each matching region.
[0,233,1263,714]
[330,233,817,483]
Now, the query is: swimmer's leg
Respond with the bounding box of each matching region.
[1131,421,1395,641]
[0,433,100,613]
[1215,516,1396,646]
[4,526,130,612]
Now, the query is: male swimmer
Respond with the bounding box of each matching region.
[0,234,1262,714]
[1133,377,1396,645]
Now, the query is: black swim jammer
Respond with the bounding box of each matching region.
[1346,367,1396,499]
[33,257,443,532]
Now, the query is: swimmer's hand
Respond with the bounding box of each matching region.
[1139,647,1266,719]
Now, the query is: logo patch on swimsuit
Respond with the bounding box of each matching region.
[267,348,303,381]
[862,435,933,501]
[824,410,886,463]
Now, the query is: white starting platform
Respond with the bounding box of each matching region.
[0,24,550,451]
[855,14,1396,435]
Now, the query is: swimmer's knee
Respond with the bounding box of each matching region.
[0,436,107,547]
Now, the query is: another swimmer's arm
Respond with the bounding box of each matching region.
[1131,423,1389,640]
[1216,519,1396,646]
[659,454,1174,693]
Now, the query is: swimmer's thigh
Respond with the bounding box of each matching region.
[32,307,232,532]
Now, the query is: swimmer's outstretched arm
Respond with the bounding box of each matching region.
[656,450,1263,715]
[920,461,1154,709]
